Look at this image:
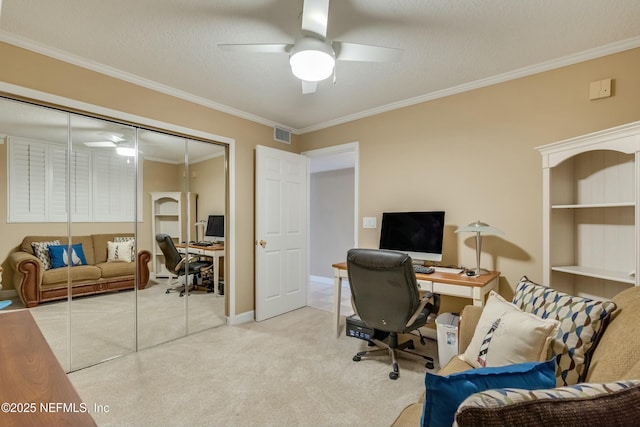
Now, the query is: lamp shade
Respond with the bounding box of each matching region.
[455,221,504,236]
[289,37,335,82]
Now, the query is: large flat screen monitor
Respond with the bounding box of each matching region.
[379,211,445,262]
[204,214,224,243]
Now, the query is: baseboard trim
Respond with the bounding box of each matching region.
[228,310,254,325]
[0,289,17,299]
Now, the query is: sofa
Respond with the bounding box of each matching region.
[8,234,151,308]
[392,279,640,427]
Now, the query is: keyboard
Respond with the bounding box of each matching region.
[195,241,213,246]
[431,266,464,274]
[413,265,435,274]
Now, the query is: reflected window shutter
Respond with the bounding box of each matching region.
[70,149,92,221]
[8,138,47,221]
[49,145,68,221]
[93,151,123,221]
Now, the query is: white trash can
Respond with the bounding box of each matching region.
[436,312,460,367]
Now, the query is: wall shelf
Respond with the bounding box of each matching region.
[538,121,640,299]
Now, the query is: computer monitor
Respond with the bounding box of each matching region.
[204,214,224,243]
[379,211,445,262]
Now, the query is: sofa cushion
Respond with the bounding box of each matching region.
[462,291,560,368]
[41,265,102,287]
[48,243,88,268]
[454,380,640,427]
[97,261,136,279]
[512,277,617,386]
[587,286,640,382]
[421,358,556,427]
[31,240,61,270]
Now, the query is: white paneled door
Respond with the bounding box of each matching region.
[255,145,308,321]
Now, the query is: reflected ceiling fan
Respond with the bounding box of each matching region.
[83,131,136,156]
[218,0,403,94]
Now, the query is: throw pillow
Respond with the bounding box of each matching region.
[114,236,136,260]
[462,291,560,368]
[454,380,640,427]
[512,277,617,386]
[31,240,61,270]
[421,358,556,427]
[48,244,88,268]
[107,240,133,262]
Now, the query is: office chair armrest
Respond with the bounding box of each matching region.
[173,255,198,272]
[406,292,438,328]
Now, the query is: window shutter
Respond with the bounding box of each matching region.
[8,138,47,222]
[69,149,92,221]
[49,145,68,221]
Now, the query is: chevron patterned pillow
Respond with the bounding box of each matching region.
[512,277,617,386]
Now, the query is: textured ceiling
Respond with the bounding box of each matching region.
[1,0,639,134]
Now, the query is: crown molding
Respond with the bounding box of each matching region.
[0,31,294,132]
[1,31,639,136]
[298,36,640,134]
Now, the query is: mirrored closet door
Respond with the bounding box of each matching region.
[0,96,227,371]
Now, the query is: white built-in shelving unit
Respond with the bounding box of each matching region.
[537,121,640,300]
[150,192,197,278]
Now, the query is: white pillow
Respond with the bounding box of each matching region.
[107,240,133,262]
[461,291,560,368]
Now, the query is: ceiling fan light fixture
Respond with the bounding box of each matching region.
[116,146,136,157]
[289,37,335,82]
[84,141,117,148]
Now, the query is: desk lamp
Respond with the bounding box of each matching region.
[455,221,504,276]
[195,220,207,242]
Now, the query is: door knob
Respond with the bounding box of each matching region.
[259,240,267,248]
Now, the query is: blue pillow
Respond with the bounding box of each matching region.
[421,358,556,427]
[48,244,88,268]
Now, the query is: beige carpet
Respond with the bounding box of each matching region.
[69,306,438,427]
[8,279,226,371]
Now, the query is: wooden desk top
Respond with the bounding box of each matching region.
[332,262,500,287]
[176,243,224,251]
[0,310,96,427]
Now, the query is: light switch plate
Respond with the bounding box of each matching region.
[363,217,377,229]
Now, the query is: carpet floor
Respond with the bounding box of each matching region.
[69,306,439,427]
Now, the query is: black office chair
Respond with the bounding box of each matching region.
[347,248,440,380]
[155,234,214,297]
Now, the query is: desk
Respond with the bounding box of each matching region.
[0,310,97,426]
[332,262,500,337]
[176,243,225,295]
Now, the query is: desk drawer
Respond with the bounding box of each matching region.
[417,280,433,293]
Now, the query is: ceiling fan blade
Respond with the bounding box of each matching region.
[301,80,317,94]
[301,0,330,39]
[218,43,292,54]
[333,41,403,62]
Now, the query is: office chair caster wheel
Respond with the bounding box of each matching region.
[389,371,399,380]
[353,355,362,362]
[426,361,434,369]
[165,289,170,294]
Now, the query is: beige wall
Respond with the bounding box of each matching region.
[0,42,297,316]
[1,41,639,317]
[298,48,640,314]
[186,154,227,224]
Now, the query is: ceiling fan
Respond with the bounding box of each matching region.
[218,0,403,94]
